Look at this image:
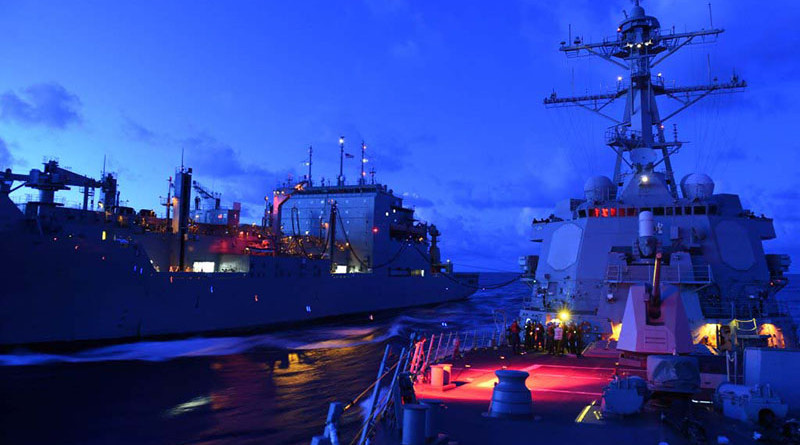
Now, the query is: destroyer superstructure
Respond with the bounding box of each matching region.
[520,1,793,347]
[0,140,478,346]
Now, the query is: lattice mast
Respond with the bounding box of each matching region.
[544,1,745,197]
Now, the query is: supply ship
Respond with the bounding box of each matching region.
[518,1,794,348]
[0,140,478,346]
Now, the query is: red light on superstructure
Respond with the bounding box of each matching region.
[372,227,379,234]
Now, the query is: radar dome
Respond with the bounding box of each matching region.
[584,175,615,202]
[630,5,645,18]
[681,173,715,200]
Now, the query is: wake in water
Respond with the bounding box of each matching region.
[0,275,525,367]
[0,323,405,366]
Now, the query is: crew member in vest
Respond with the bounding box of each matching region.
[533,321,544,351]
[569,323,579,354]
[546,323,556,355]
[524,320,534,351]
[554,322,564,356]
[509,319,521,355]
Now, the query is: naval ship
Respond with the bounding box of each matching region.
[0,140,478,346]
[518,1,794,348]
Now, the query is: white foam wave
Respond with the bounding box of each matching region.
[0,323,408,366]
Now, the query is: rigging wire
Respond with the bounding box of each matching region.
[334,211,408,269]
[408,244,521,290]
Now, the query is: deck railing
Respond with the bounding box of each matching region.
[310,328,504,445]
[605,264,712,284]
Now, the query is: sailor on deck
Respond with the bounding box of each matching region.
[524,320,534,350]
[554,323,564,356]
[509,320,521,355]
[534,322,544,351]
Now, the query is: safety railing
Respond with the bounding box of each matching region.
[310,343,409,445]
[406,329,507,377]
[700,297,790,320]
[605,264,713,284]
[310,328,504,445]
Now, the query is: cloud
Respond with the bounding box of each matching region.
[180,133,295,208]
[0,83,82,128]
[391,40,420,59]
[448,176,576,211]
[121,117,157,143]
[0,137,14,169]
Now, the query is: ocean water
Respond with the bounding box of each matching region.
[0,273,527,445]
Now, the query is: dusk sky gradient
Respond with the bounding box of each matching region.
[1,1,799,272]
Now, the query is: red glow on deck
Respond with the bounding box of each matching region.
[414,362,613,403]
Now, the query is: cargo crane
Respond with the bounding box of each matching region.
[1,160,117,212]
[191,180,221,211]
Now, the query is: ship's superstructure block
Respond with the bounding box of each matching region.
[522,1,793,348]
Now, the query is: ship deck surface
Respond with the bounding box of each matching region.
[398,347,764,445]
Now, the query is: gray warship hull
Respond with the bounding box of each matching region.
[0,224,477,346]
[0,158,478,346]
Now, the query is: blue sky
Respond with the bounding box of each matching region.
[1,1,799,272]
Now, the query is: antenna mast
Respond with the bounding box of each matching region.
[307,145,313,185]
[337,136,345,186]
[359,141,367,185]
[544,1,745,197]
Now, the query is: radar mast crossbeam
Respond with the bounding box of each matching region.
[544,2,745,198]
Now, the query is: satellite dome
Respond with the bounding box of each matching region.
[630,5,645,18]
[681,173,715,200]
[584,175,615,202]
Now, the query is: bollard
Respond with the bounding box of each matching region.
[430,364,446,387]
[418,399,445,441]
[430,364,451,387]
[441,363,452,384]
[488,370,532,418]
[401,404,429,445]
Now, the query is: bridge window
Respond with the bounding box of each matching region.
[578,209,586,218]
[675,207,683,215]
[654,207,665,216]
[666,207,674,216]
[627,208,636,216]
[694,206,706,215]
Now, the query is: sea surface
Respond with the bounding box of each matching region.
[0,273,526,445]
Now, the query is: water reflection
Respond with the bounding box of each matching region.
[0,275,527,445]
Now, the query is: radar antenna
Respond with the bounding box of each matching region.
[544,1,745,196]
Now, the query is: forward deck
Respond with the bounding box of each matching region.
[407,347,762,445]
